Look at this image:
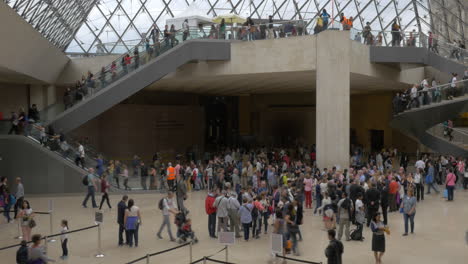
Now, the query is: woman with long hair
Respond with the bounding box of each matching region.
[99,173,111,210]
[17,200,34,241]
[124,199,142,247]
[370,212,388,264]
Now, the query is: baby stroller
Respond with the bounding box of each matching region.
[175,213,198,244]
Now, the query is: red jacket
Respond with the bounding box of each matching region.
[205,194,217,215]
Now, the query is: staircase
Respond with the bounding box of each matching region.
[44,39,231,133]
[390,90,468,156]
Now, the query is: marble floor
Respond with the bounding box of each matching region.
[0,187,467,264]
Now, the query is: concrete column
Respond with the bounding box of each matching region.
[46,85,57,106]
[238,95,251,136]
[316,31,350,170]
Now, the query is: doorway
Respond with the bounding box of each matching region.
[370,130,384,152]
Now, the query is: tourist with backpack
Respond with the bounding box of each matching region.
[28,234,55,263]
[337,192,353,241]
[81,168,98,208]
[238,198,253,241]
[16,240,28,264]
[157,191,178,241]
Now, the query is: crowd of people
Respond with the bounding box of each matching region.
[392,70,468,115]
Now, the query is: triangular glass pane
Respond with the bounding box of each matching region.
[109,6,132,35]
[133,9,156,36]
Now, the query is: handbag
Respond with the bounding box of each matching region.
[29,218,37,228]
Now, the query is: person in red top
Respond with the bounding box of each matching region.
[205,190,217,238]
[99,173,111,210]
[388,177,399,212]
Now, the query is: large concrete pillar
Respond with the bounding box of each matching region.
[316,31,350,170]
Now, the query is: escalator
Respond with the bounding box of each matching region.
[390,81,468,156]
[44,38,231,133]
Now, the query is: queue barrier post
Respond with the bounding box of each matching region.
[48,211,56,243]
[146,254,150,264]
[225,245,228,263]
[203,257,207,264]
[95,223,104,258]
[44,236,48,254]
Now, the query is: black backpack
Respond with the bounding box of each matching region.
[341,198,351,210]
[350,228,364,241]
[82,175,89,186]
[251,206,259,218]
[158,198,165,210]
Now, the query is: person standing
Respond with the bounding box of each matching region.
[117,195,128,246]
[140,161,148,190]
[76,142,85,168]
[285,203,300,255]
[414,168,424,202]
[205,189,217,238]
[60,220,69,259]
[445,168,456,201]
[370,213,387,264]
[182,19,190,41]
[303,174,313,209]
[157,191,178,241]
[99,173,111,210]
[337,192,353,241]
[365,183,380,227]
[238,198,253,241]
[213,191,229,234]
[325,229,344,264]
[167,163,176,191]
[82,168,98,208]
[17,200,34,241]
[401,189,417,236]
[227,192,241,238]
[14,177,24,219]
[124,199,142,247]
[176,173,188,215]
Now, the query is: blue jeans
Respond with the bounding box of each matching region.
[242,223,251,241]
[313,196,322,214]
[82,186,97,207]
[127,224,139,247]
[404,213,415,234]
[426,183,439,194]
[3,204,11,222]
[447,185,455,201]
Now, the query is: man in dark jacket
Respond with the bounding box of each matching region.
[365,182,381,227]
[16,240,28,264]
[176,174,188,214]
[140,161,148,190]
[325,229,343,264]
[117,195,128,246]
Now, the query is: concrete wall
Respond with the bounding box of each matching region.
[57,55,121,84]
[0,136,84,194]
[0,2,69,84]
[0,83,28,118]
[70,103,204,162]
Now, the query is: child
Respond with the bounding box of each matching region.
[16,240,28,264]
[60,219,69,259]
[181,218,198,243]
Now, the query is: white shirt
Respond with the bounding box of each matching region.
[78,144,85,158]
[61,226,68,241]
[182,21,189,31]
[415,160,425,169]
[421,79,429,90]
[451,77,457,88]
[414,173,421,184]
[411,86,418,99]
[205,167,213,178]
[355,199,364,212]
[162,198,174,216]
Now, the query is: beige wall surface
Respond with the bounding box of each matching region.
[0,2,69,84]
[71,103,204,162]
[0,83,28,118]
[56,55,121,84]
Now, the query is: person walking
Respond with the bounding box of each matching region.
[14,177,24,219]
[82,168,98,208]
[124,199,141,247]
[370,212,387,264]
[285,203,300,255]
[28,234,54,263]
[60,220,69,259]
[99,173,111,210]
[401,189,417,236]
[213,191,229,234]
[17,200,34,241]
[303,174,313,209]
[445,168,456,201]
[337,192,353,241]
[238,198,253,241]
[117,195,128,246]
[205,189,217,238]
[325,229,344,264]
[176,173,188,215]
[157,191,178,241]
[425,162,439,194]
[414,168,424,202]
[140,161,148,190]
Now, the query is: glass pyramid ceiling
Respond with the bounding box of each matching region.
[5,0,466,54]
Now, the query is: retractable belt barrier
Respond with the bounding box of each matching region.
[190,246,234,264]
[0,224,98,251]
[275,254,322,264]
[0,210,50,214]
[126,242,191,264]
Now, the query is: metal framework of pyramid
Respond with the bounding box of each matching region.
[4,0,466,55]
